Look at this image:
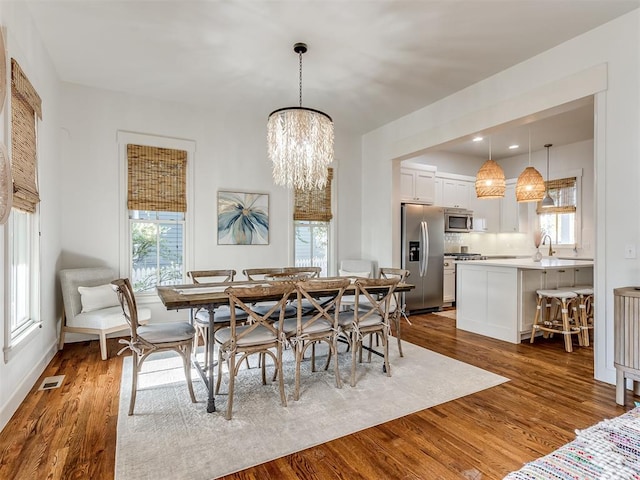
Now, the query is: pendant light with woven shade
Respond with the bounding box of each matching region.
[475,138,505,198]
[515,129,545,202]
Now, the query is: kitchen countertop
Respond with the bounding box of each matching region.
[454,257,594,269]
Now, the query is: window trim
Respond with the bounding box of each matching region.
[3,207,42,363]
[117,131,195,298]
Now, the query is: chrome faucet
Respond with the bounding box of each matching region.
[542,234,555,257]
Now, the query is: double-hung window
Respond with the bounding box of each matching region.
[537,177,578,246]
[125,142,189,294]
[293,168,333,276]
[4,59,42,359]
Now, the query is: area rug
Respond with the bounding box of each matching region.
[116,340,508,480]
[504,406,640,479]
[433,309,457,320]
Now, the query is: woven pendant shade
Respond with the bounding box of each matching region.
[475,159,505,198]
[515,166,545,202]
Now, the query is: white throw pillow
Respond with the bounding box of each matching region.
[78,284,120,312]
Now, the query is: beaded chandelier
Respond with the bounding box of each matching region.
[267,43,334,190]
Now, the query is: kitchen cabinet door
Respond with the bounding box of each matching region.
[442,180,471,209]
[400,168,435,204]
[574,267,593,286]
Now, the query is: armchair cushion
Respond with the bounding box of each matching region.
[71,305,151,330]
[78,284,120,312]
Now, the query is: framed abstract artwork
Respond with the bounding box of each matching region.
[217,191,269,245]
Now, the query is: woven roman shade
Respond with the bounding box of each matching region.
[11,59,41,213]
[127,144,187,212]
[293,168,333,221]
[536,177,577,214]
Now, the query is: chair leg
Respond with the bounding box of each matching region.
[383,332,391,377]
[277,345,287,408]
[332,339,342,389]
[395,314,404,357]
[226,352,236,420]
[530,295,543,343]
[350,339,360,387]
[560,299,574,353]
[58,326,66,351]
[294,343,303,401]
[129,352,139,416]
[215,347,223,395]
[99,332,108,361]
[182,344,197,403]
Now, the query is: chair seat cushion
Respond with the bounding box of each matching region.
[71,306,151,330]
[214,325,277,347]
[276,317,333,336]
[194,306,249,326]
[337,310,383,328]
[138,322,195,343]
[251,302,297,318]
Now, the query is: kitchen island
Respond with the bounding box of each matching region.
[456,258,594,343]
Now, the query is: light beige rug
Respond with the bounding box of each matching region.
[116,340,507,480]
[433,309,457,320]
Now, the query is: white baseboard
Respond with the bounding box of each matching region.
[0,340,58,432]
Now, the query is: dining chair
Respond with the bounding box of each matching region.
[214,282,294,420]
[338,259,374,311]
[187,269,248,369]
[111,278,197,415]
[276,278,350,400]
[379,267,411,357]
[337,277,400,387]
[242,267,297,319]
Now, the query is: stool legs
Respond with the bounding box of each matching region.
[530,290,582,353]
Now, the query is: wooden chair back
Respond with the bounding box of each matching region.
[354,277,401,324]
[242,267,284,280]
[295,278,350,333]
[111,278,141,339]
[188,269,236,284]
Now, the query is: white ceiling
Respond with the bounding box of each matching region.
[24,1,639,147]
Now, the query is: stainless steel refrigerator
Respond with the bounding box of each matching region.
[401,204,445,313]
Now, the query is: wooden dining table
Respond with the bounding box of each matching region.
[156,279,415,413]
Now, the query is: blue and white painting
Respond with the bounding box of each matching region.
[217,191,269,245]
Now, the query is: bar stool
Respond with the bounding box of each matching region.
[572,286,594,346]
[530,288,582,352]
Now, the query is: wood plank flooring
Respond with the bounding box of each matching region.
[0,312,635,480]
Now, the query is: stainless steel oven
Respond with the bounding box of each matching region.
[444,208,473,233]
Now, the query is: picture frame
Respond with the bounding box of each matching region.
[217,191,269,245]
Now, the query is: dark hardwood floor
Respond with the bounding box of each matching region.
[0,312,634,480]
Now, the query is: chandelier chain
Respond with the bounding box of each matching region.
[298,50,303,107]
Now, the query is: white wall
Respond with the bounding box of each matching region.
[0,3,62,430]
[57,83,363,323]
[362,10,640,384]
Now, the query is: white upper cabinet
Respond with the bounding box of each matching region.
[441,179,471,209]
[400,167,435,204]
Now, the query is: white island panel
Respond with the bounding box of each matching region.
[457,265,519,343]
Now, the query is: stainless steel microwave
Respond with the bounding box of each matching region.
[444,208,473,232]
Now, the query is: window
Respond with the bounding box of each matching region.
[294,221,329,275]
[126,143,188,293]
[130,210,184,293]
[5,59,42,357]
[537,177,577,245]
[293,168,333,276]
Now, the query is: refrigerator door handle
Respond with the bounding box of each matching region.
[420,221,428,277]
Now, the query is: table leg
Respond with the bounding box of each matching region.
[207,305,216,413]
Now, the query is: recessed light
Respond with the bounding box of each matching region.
[472,136,483,142]
[508,144,519,149]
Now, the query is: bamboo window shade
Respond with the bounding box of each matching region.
[536,177,577,214]
[293,168,333,221]
[127,144,187,212]
[11,59,42,214]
